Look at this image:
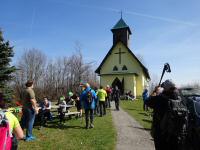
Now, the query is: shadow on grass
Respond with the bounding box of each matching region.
[142,118,152,123]
[130,126,151,132]
[138,112,148,116]
[46,124,85,130]
[126,108,141,111]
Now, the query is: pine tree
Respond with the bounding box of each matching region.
[0,30,16,101]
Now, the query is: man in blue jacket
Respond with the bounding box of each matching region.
[80,83,97,129]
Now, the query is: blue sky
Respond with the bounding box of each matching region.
[1,0,200,86]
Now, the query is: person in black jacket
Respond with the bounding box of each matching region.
[146,80,180,150]
[112,86,120,111]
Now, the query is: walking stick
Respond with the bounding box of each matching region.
[158,63,171,86]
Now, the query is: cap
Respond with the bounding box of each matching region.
[60,96,65,101]
[161,79,175,91]
[68,92,73,97]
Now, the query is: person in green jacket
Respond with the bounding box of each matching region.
[96,86,107,117]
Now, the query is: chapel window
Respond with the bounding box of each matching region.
[122,65,128,70]
[113,66,118,71]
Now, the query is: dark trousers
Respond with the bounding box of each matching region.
[114,99,120,110]
[21,108,36,138]
[99,101,106,116]
[106,96,111,108]
[38,109,53,126]
[58,109,65,123]
[143,102,149,111]
[85,109,94,127]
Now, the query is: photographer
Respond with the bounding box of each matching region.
[146,80,180,150]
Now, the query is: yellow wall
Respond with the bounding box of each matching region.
[99,42,148,97]
[100,74,136,96]
[100,43,143,75]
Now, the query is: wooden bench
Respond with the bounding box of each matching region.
[64,111,80,116]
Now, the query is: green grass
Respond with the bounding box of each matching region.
[18,110,116,150]
[120,99,152,130]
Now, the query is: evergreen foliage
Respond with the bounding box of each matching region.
[0,30,16,101]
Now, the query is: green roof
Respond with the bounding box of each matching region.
[112,18,129,30]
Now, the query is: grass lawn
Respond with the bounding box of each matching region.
[18,110,116,150]
[120,99,152,130]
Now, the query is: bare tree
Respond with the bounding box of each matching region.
[148,74,159,94]
[17,48,46,86]
[13,46,99,101]
[14,48,47,99]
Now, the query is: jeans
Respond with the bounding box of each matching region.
[21,108,36,138]
[85,109,94,127]
[94,101,100,115]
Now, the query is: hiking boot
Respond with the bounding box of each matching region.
[25,136,36,142]
[30,136,36,140]
[90,124,94,128]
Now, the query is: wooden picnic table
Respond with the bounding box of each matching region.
[51,105,74,109]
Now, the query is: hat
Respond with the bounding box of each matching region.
[161,79,175,91]
[68,92,73,97]
[60,96,65,101]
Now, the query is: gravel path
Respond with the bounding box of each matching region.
[111,102,155,150]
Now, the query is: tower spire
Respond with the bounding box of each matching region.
[120,10,123,19]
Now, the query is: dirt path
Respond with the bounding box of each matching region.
[111,102,155,150]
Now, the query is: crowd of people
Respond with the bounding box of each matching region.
[3,78,197,150]
[0,80,122,149]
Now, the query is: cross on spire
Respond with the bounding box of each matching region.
[115,48,126,64]
[120,10,123,19]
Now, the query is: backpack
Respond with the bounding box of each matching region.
[0,110,12,150]
[160,98,188,145]
[186,96,200,127]
[86,89,93,105]
[185,96,200,150]
[113,90,119,99]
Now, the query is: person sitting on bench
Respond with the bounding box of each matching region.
[38,97,53,127]
[58,96,66,124]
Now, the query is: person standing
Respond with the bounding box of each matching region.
[105,85,112,108]
[112,86,120,111]
[96,86,107,117]
[71,92,82,117]
[142,88,149,111]
[146,80,185,150]
[21,80,39,141]
[80,83,97,129]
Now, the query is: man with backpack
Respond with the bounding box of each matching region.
[80,83,97,129]
[146,80,188,150]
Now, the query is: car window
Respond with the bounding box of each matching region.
[180,88,200,97]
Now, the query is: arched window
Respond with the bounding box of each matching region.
[122,65,128,70]
[113,66,118,71]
